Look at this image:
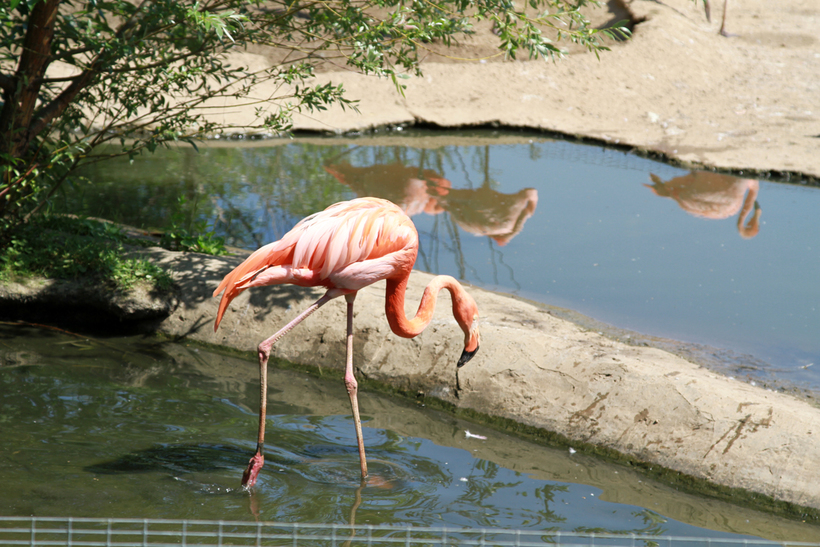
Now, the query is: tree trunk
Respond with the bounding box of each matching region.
[0,0,61,160]
[0,0,61,217]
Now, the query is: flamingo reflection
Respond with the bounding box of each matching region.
[324,162,538,246]
[323,163,450,217]
[645,171,762,238]
[436,186,538,246]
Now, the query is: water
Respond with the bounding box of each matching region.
[66,131,820,393]
[1,323,818,541]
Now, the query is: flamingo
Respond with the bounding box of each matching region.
[213,197,480,488]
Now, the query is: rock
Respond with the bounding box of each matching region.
[0,273,177,329]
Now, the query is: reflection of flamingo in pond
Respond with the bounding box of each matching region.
[435,186,538,247]
[323,163,450,217]
[323,162,538,246]
[213,197,480,488]
[645,171,762,238]
[438,145,538,246]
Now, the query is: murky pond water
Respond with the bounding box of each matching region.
[66,131,820,393]
[1,324,818,541]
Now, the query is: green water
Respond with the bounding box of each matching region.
[1,324,818,541]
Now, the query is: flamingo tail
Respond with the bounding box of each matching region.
[213,242,295,331]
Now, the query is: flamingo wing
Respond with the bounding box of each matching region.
[213,198,418,331]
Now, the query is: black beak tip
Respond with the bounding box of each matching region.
[457,344,479,368]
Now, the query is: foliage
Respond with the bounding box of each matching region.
[159,196,228,255]
[0,215,174,292]
[0,0,628,238]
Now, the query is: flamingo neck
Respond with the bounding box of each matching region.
[737,180,761,238]
[385,275,461,339]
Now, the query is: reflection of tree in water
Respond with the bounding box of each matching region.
[207,145,352,248]
[70,144,352,249]
[530,484,568,527]
[325,145,538,290]
[71,143,537,289]
[454,459,524,527]
[63,145,205,232]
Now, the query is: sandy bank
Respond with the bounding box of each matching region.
[125,246,820,516]
[206,0,819,181]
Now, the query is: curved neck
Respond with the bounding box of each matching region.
[385,275,461,339]
[737,180,761,239]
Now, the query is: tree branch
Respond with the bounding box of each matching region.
[0,73,15,93]
[27,0,155,139]
[0,0,61,158]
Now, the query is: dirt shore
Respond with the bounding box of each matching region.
[142,244,820,518]
[210,0,819,181]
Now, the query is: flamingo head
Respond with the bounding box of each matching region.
[455,293,480,368]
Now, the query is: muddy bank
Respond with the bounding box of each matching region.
[110,246,819,516]
[4,239,820,517]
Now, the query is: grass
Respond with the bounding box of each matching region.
[159,197,229,256]
[0,215,175,292]
[159,225,229,256]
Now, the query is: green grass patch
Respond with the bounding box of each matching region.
[158,196,229,256]
[0,215,174,292]
[159,228,228,256]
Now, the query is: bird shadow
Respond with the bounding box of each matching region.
[140,248,325,338]
[83,443,267,476]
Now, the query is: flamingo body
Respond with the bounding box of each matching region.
[213,197,480,488]
[214,198,419,327]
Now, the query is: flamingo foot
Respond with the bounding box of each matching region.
[241,452,264,489]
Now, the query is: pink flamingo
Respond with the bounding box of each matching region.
[213,197,480,488]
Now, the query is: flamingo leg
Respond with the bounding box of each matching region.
[242,291,335,489]
[344,293,368,479]
[718,0,730,37]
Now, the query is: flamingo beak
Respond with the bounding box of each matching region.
[457,344,479,368]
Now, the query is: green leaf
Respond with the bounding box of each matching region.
[1,0,615,237]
